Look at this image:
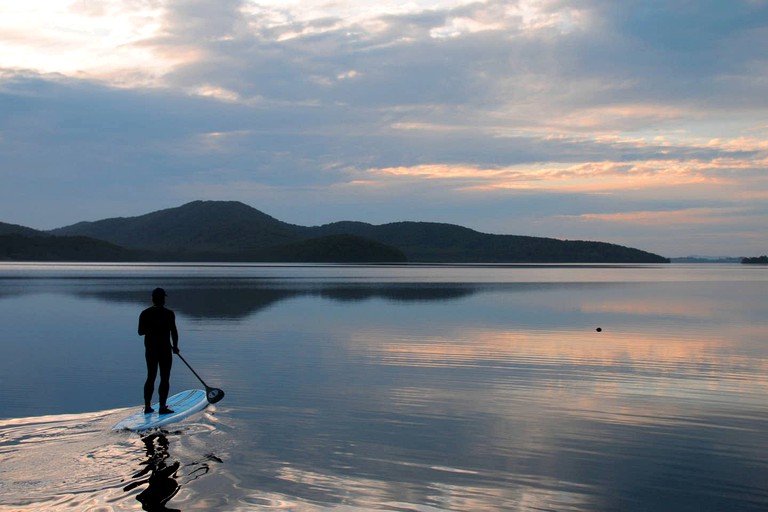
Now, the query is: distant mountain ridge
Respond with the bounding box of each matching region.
[3,200,669,263]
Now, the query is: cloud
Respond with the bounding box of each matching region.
[369,158,727,191]
[566,207,753,227]
[0,0,766,255]
[0,1,170,85]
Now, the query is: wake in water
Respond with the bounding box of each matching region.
[0,408,223,511]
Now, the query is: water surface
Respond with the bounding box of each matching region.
[1,263,767,511]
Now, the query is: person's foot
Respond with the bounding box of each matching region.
[144,406,154,414]
[159,406,175,415]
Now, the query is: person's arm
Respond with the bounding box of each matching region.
[170,311,179,354]
[138,310,145,336]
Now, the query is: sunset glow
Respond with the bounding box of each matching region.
[1,0,766,256]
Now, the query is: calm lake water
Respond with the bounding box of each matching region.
[1,262,767,511]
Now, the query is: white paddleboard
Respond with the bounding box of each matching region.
[112,389,209,432]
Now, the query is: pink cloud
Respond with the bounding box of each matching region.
[566,207,748,227]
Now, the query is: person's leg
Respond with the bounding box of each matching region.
[158,349,173,413]
[144,347,159,413]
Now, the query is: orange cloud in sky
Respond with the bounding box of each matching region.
[568,207,746,226]
[371,159,731,193]
[367,129,768,197]
[542,104,687,133]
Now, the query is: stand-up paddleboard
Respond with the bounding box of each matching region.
[112,389,209,432]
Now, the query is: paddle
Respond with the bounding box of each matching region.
[175,352,225,404]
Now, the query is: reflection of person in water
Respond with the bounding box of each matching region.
[124,433,181,512]
[123,432,222,511]
[138,288,180,414]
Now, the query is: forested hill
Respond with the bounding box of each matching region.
[0,221,141,261]
[0,233,137,261]
[311,221,667,263]
[0,221,44,237]
[51,200,303,252]
[44,200,668,263]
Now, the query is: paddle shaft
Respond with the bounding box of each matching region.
[175,352,225,403]
[176,352,210,388]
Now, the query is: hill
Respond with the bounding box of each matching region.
[48,201,404,262]
[44,200,668,263]
[0,234,138,261]
[260,234,407,263]
[0,221,45,237]
[51,200,302,252]
[312,221,667,263]
[0,222,142,261]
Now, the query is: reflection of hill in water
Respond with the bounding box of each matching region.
[317,285,476,303]
[79,283,481,320]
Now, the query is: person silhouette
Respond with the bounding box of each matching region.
[138,287,180,414]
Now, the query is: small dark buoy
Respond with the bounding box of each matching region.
[596,327,602,332]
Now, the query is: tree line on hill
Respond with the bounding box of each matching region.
[1,201,670,263]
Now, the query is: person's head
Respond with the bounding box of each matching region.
[152,287,167,306]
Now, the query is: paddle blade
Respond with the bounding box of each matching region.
[207,387,225,404]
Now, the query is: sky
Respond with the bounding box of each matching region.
[0,0,766,257]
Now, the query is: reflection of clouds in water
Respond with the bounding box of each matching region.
[348,327,768,389]
[326,349,768,512]
[342,322,768,478]
[579,297,719,317]
[3,267,768,510]
[265,465,598,511]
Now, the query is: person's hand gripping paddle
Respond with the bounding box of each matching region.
[175,352,225,404]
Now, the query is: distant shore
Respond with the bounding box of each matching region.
[742,256,768,264]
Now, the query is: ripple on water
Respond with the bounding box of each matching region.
[0,408,225,511]
[0,409,134,510]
